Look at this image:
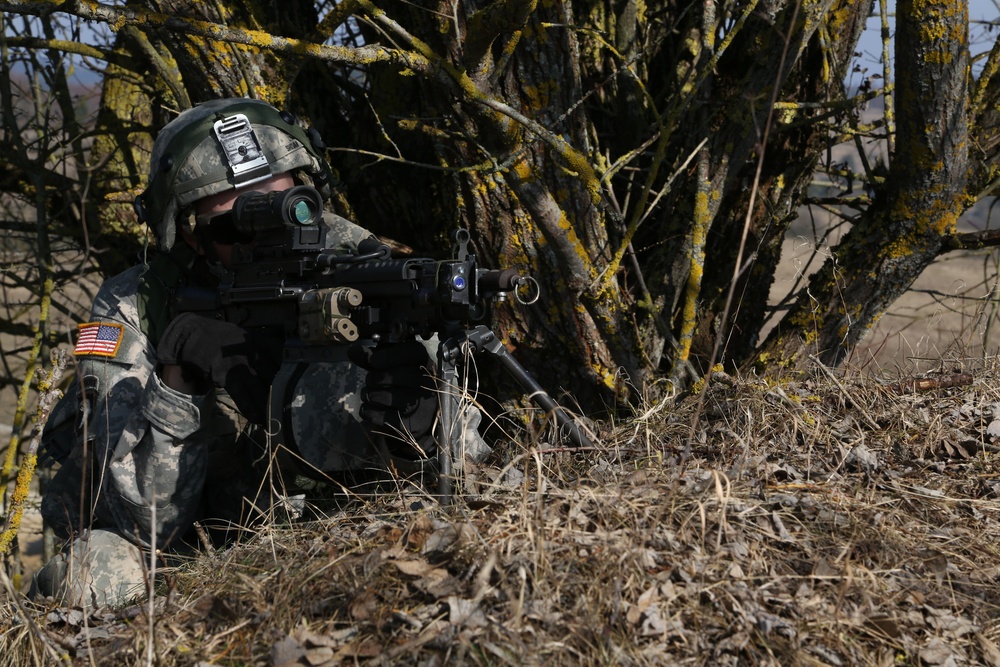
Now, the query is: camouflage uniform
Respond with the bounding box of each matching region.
[32,212,380,608]
[32,99,488,608]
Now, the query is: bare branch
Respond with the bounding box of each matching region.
[942,228,1000,251]
[887,372,974,394]
[3,35,106,60]
[120,24,191,110]
[2,0,607,208]
[0,350,68,555]
[0,0,401,68]
[463,0,535,78]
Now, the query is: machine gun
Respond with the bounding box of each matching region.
[174,185,593,499]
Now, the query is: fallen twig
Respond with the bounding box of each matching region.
[887,372,974,395]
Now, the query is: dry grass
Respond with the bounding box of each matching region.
[6,358,1000,666]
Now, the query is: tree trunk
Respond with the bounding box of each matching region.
[697,0,874,370]
[760,0,970,368]
[335,0,649,411]
[620,0,871,375]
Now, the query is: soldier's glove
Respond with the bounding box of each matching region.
[157,313,282,424]
[349,340,437,460]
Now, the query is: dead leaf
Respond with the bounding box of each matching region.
[422,522,476,555]
[271,634,306,667]
[639,607,670,637]
[808,645,844,666]
[771,511,795,541]
[328,627,358,643]
[303,646,335,666]
[465,499,506,512]
[191,594,215,619]
[46,608,85,627]
[626,586,659,625]
[405,515,434,551]
[190,594,239,621]
[977,634,1000,667]
[394,558,461,597]
[865,615,902,639]
[844,443,879,471]
[920,638,957,666]
[70,625,113,647]
[394,558,435,577]
[349,588,379,621]
[336,638,383,659]
[296,629,338,648]
[448,596,488,628]
[920,551,949,580]
[924,606,975,638]
[812,557,840,580]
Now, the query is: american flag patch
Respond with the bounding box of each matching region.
[75,322,124,357]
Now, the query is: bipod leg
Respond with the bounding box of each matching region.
[436,338,461,505]
[465,325,594,449]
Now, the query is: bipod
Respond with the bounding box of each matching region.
[436,324,594,504]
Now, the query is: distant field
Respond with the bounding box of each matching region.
[769,194,1000,376]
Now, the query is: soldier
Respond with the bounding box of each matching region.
[31,98,475,608]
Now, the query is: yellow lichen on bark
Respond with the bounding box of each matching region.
[557,210,597,280]
[907,0,967,64]
[515,158,535,183]
[826,1,855,34]
[673,154,713,370]
[0,454,35,555]
[522,80,558,111]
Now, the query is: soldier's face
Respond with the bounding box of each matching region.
[185,173,297,267]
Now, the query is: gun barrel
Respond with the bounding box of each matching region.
[479,268,521,292]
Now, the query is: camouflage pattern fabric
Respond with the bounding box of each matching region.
[29,529,146,609]
[35,210,492,608]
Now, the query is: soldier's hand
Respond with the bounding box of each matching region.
[349,340,437,459]
[157,313,281,424]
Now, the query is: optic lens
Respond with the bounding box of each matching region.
[292,199,313,224]
[231,185,324,233]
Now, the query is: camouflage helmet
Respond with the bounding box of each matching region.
[134,98,332,251]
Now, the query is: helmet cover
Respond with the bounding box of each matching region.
[135,98,331,251]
